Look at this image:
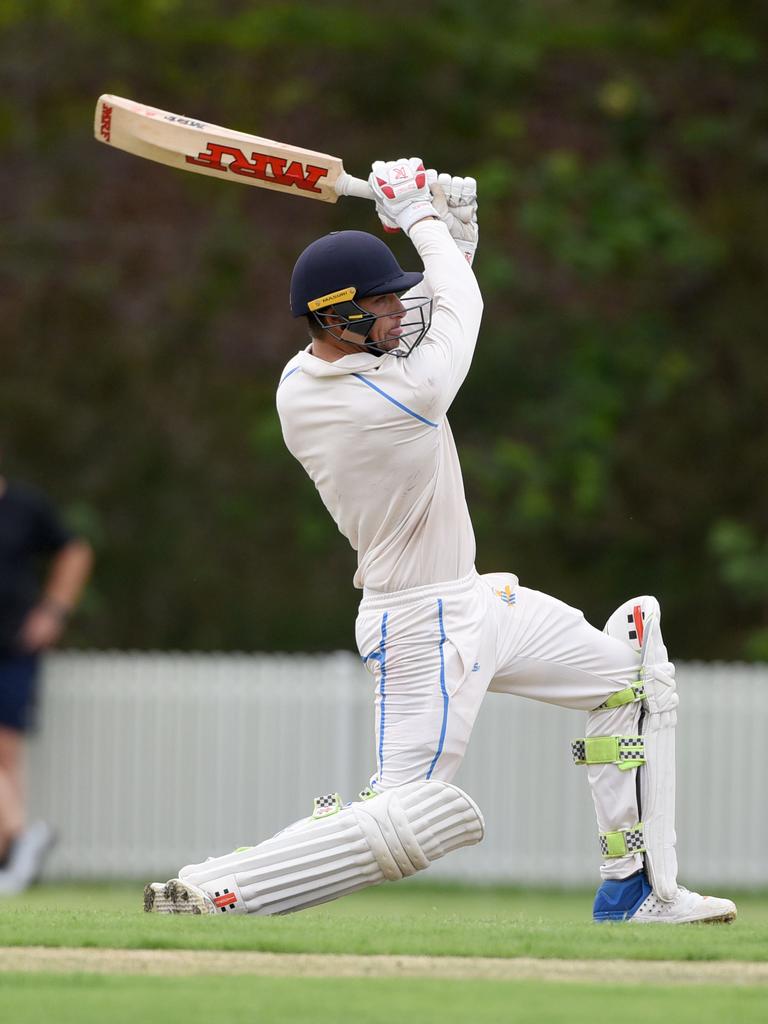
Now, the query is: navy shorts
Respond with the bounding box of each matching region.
[0,652,40,732]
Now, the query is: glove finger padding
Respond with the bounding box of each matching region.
[428,170,449,218]
[429,171,479,264]
[455,177,478,223]
[436,172,453,201]
[448,175,465,206]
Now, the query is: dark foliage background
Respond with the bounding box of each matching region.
[2,1,767,658]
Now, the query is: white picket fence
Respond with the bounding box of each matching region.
[27,652,768,888]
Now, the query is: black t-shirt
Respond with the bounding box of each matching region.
[0,482,74,652]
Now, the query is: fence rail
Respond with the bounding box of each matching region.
[28,652,768,887]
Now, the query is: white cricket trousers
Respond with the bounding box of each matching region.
[356,570,643,879]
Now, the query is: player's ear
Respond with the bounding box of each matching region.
[307,307,342,340]
[321,306,345,328]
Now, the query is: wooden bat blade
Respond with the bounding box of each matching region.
[94,94,372,202]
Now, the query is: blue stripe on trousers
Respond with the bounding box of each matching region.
[426,598,449,779]
[377,611,389,783]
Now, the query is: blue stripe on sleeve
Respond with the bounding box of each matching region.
[277,366,301,387]
[352,373,438,428]
[426,598,449,779]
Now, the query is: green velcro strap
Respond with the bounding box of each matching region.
[600,824,645,858]
[358,786,377,801]
[571,735,645,771]
[312,793,343,819]
[596,682,646,711]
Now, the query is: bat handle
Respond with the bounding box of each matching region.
[335,172,375,201]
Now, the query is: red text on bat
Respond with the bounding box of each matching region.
[100,103,113,142]
[186,144,329,193]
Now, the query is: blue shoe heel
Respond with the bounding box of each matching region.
[593,871,652,922]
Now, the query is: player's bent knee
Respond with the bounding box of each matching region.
[178,780,484,916]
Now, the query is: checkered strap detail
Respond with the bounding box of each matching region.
[358,786,377,801]
[312,793,343,819]
[596,682,646,711]
[599,823,645,858]
[571,735,645,771]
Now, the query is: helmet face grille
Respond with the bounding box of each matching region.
[385,296,432,358]
[311,295,433,358]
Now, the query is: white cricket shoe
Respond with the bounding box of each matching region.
[632,885,737,924]
[143,877,215,915]
[593,871,736,923]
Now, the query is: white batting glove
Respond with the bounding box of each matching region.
[429,172,479,265]
[369,158,439,236]
[372,199,399,234]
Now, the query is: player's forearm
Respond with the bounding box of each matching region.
[409,219,482,324]
[40,539,94,617]
[402,220,483,416]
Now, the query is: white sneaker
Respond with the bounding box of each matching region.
[0,822,56,895]
[143,877,215,915]
[632,885,737,924]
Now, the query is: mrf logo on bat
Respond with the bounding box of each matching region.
[186,143,331,194]
[99,101,113,142]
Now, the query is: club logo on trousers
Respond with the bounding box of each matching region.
[494,584,516,606]
[186,143,330,193]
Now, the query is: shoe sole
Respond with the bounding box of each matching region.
[630,909,737,925]
[143,879,213,915]
[699,909,737,924]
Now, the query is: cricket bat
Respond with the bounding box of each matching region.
[94,94,375,203]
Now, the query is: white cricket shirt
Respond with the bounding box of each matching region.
[276,220,483,593]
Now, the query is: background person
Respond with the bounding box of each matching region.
[0,470,93,893]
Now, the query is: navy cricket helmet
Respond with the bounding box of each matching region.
[289,231,431,357]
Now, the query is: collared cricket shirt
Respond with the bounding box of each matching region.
[276,220,483,593]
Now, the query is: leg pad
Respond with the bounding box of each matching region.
[178,780,484,916]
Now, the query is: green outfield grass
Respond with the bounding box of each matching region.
[2,974,768,1024]
[3,883,767,1024]
[1,881,767,962]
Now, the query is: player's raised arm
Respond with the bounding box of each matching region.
[368,159,482,418]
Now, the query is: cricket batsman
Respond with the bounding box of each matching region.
[146,158,736,924]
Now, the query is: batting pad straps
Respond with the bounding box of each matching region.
[312,793,343,819]
[595,682,646,711]
[600,824,645,858]
[571,735,645,771]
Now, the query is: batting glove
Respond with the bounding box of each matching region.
[429,172,479,265]
[368,158,439,236]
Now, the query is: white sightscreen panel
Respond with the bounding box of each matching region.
[27,653,767,887]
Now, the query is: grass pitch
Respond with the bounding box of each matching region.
[2,879,767,961]
[3,975,768,1024]
[1,882,767,1024]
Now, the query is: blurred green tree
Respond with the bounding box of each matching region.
[1,0,766,658]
